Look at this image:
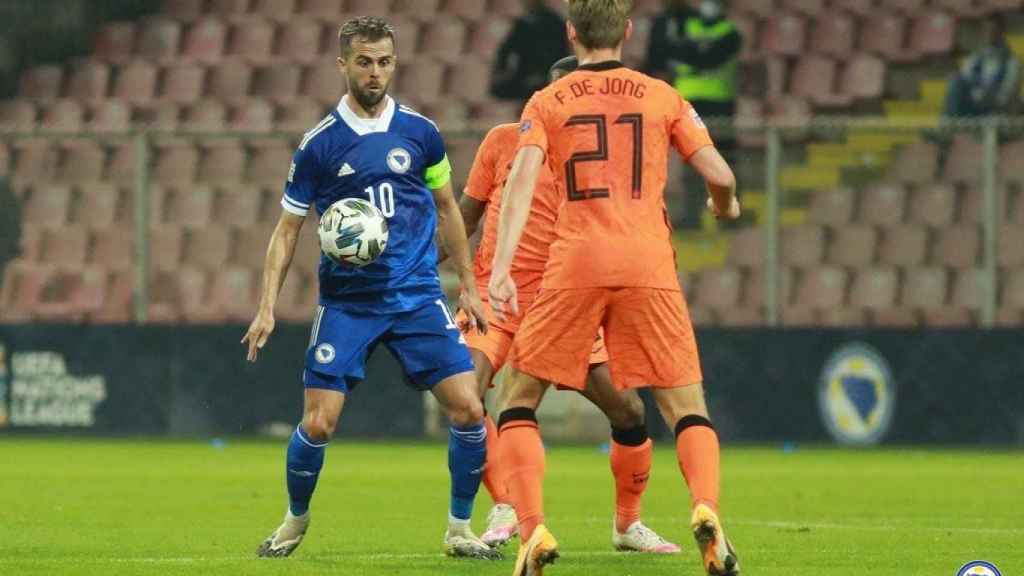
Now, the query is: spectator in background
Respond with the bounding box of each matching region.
[490,0,568,105]
[646,0,742,229]
[0,178,20,288]
[943,16,1020,119]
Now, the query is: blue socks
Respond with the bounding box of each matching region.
[448,421,487,521]
[286,424,327,516]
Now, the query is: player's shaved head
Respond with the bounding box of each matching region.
[548,55,579,83]
[338,16,395,57]
[568,0,632,50]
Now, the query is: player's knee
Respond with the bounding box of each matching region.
[448,395,485,426]
[302,413,337,441]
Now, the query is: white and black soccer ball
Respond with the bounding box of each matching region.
[318,198,389,267]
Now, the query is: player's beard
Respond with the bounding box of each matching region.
[349,77,391,112]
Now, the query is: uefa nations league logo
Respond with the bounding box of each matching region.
[956,561,1001,576]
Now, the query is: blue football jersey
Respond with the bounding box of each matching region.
[281,95,453,315]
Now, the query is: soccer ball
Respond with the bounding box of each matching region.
[318,198,389,267]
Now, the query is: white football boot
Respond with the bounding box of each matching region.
[612,520,682,553]
[444,519,504,560]
[256,510,310,558]
[481,503,519,547]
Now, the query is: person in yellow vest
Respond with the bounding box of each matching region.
[646,0,742,229]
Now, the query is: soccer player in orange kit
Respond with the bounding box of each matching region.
[488,1,742,575]
[454,55,679,555]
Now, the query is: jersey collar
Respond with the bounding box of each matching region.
[576,60,625,72]
[336,94,395,136]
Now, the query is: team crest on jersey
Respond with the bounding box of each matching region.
[386,147,412,174]
[314,343,336,364]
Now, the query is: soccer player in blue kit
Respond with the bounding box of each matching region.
[242,16,499,560]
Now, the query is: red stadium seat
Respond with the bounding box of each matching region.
[94,22,137,63]
[276,268,317,322]
[155,141,200,185]
[717,308,764,327]
[345,0,393,16]
[137,18,182,63]
[302,64,345,105]
[732,0,777,17]
[38,226,89,268]
[792,56,851,105]
[234,223,276,268]
[909,183,956,227]
[253,65,302,103]
[470,100,521,128]
[445,0,487,20]
[859,183,906,226]
[733,16,758,63]
[197,143,246,184]
[782,0,825,14]
[850,267,899,310]
[886,142,938,185]
[818,308,868,327]
[229,98,275,132]
[297,0,344,22]
[19,65,63,101]
[932,0,982,15]
[293,225,322,270]
[781,306,817,326]
[90,225,135,269]
[12,141,57,188]
[794,266,848,310]
[251,0,297,21]
[66,60,111,102]
[872,308,919,327]
[17,226,41,262]
[209,0,251,18]
[449,58,491,106]
[879,225,928,266]
[181,99,227,132]
[467,18,513,56]
[830,0,875,15]
[809,13,855,58]
[760,14,806,56]
[0,263,51,321]
[943,134,983,186]
[951,268,986,312]
[395,58,444,105]
[839,55,885,100]
[184,228,232,270]
[909,12,956,56]
[198,267,256,321]
[420,19,467,62]
[827,225,877,267]
[781,224,825,266]
[997,225,1024,268]
[149,226,184,272]
[726,227,764,269]
[215,189,263,227]
[39,100,84,132]
[998,139,1024,185]
[247,143,292,185]
[226,20,275,63]
[392,0,441,17]
[275,98,326,132]
[181,18,227,63]
[694,267,743,310]
[165,185,215,228]
[207,64,253,102]
[879,0,926,11]
[0,100,37,130]
[162,0,204,20]
[276,19,322,63]
[23,184,71,227]
[934,225,980,268]
[112,61,158,104]
[859,14,907,61]
[806,187,856,225]
[58,142,105,183]
[160,64,206,103]
[132,101,181,131]
[1001,269,1024,310]
[90,269,135,323]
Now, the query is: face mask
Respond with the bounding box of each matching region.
[699,0,722,19]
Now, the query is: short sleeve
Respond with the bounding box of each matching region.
[464,128,500,202]
[670,95,714,160]
[281,142,321,217]
[422,122,452,189]
[516,94,549,156]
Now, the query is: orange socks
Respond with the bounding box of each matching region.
[609,431,652,533]
[497,408,546,541]
[481,414,510,505]
[674,415,720,511]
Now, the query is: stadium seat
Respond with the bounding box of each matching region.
[392,0,441,17]
[275,98,326,131]
[997,225,1024,268]
[161,267,210,323]
[215,189,262,228]
[425,100,470,130]
[827,225,877,267]
[420,19,467,63]
[794,266,848,309]
[909,183,956,227]
[959,187,983,224]
[132,101,181,131]
[137,18,182,63]
[468,18,513,56]
[694,267,743,310]
[470,100,521,128]
[209,0,252,18]
[886,142,938,185]
[726,227,765,269]
[1001,269,1024,310]
[229,98,274,132]
[943,134,983,185]
[181,99,227,132]
[226,20,275,63]
[251,0,297,21]
[781,224,825,266]
[94,22,137,63]
[253,66,301,103]
[181,18,227,63]
[39,226,89,268]
[17,225,41,262]
[161,64,206,103]
[859,183,906,226]
[951,268,986,312]
[345,0,393,17]
[0,263,51,321]
[0,100,37,130]
[276,19,322,63]
[0,142,8,178]
[839,55,885,100]
[39,100,84,131]
[981,0,1023,12]
[879,0,926,11]
[922,308,973,327]
[199,267,256,321]
[760,14,806,56]
[909,12,955,56]
[297,0,344,22]
[12,141,58,188]
[395,58,444,105]
[879,225,928,266]
[732,16,758,63]
[859,14,908,61]
[782,0,825,15]
[850,267,899,310]
[932,0,982,15]
[234,223,276,268]
[90,225,135,269]
[806,187,856,225]
[112,60,158,104]
[935,225,979,268]
[23,184,71,227]
[830,0,875,15]
[58,142,105,183]
[89,269,135,323]
[276,268,316,322]
[19,65,63,101]
[293,225,322,270]
[790,56,850,106]
[301,64,344,105]
[88,99,128,134]
[162,0,204,20]
[154,142,199,185]
[149,226,184,271]
[35,268,104,321]
[780,305,817,326]
[998,139,1024,185]
[207,64,253,102]
[444,0,487,20]
[818,308,868,327]
[809,13,855,58]
[872,308,918,327]
[247,143,291,184]
[717,307,764,327]
[197,143,246,183]
[165,185,215,228]
[66,61,111,102]
[184,228,232,270]
[732,0,777,17]
[449,58,491,106]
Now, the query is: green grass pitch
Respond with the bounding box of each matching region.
[0,438,1020,575]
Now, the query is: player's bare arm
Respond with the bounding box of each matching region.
[689,147,740,220]
[433,180,489,334]
[436,192,487,263]
[489,145,543,321]
[242,210,304,362]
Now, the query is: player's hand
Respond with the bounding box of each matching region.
[707,195,741,220]
[487,271,518,323]
[242,308,275,362]
[458,286,489,335]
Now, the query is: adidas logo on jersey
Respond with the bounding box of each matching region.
[338,163,355,177]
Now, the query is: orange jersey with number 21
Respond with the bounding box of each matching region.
[517,61,713,291]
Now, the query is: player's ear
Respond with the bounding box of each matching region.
[623,19,634,43]
[566,21,577,46]
[336,56,346,71]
